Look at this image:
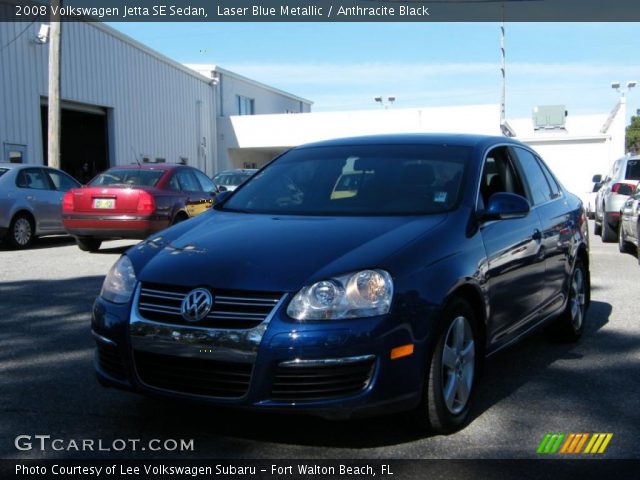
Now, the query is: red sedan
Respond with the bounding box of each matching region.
[63,164,216,251]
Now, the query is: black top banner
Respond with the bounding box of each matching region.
[1,0,640,22]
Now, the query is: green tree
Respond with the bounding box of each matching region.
[626,116,640,154]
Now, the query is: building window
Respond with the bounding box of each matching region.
[155,158,166,163]
[178,157,188,165]
[237,95,255,116]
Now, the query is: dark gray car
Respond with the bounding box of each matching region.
[0,163,80,249]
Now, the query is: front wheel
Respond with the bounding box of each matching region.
[412,298,478,433]
[75,237,102,252]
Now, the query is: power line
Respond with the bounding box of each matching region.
[0,21,36,54]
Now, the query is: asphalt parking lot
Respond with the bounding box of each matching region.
[0,232,639,460]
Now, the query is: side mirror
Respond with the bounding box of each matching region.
[481,192,531,221]
[214,190,232,204]
[217,185,227,193]
[592,174,602,183]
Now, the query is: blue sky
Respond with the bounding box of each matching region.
[110,22,640,119]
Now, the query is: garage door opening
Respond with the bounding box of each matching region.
[41,102,109,183]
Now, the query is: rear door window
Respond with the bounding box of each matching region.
[176,170,201,192]
[513,147,554,205]
[193,170,216,193]
[536,157,561,199]
[16,168,51,190]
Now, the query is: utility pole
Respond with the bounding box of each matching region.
[47,0,62,169]
[500,13,506,128]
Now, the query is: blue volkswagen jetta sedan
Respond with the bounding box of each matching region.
[92,134,590,433]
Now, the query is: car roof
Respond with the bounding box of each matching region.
[0,162,63,171]
[293,133,522,150]
[215,169,258,174]
[104,164,182,171]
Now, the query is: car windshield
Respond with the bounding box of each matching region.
[214,173,252,186]
[625,159,640,180]
[222,144,470,216]
[89,169,164,187]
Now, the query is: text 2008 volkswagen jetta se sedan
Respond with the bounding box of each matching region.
[92,134,590,433]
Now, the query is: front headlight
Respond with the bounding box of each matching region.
[287,269,393,320]
[100,255,137,304]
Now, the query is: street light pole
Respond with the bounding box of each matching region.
[47,0,62,169]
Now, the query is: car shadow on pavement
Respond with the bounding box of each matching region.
[2,275,636,457]
[91,242,139,255]
[0,235,76,251]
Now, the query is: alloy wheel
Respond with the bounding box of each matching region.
[441,315,475,415]
[13,217,32,246]
[570,267,586,330]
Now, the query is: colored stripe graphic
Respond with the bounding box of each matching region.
[560,433,588,454]
[537,433,565,454]
[538,433,613,454]
[584,433,613,454]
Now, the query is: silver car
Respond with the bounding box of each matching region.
[593,156,640,242]
[212,168,258,192]
[0,163,81,249]
[618,183,640,261]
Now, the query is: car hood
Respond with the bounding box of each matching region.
[132,210,446,292]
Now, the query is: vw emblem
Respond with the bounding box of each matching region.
[181,288,213,322]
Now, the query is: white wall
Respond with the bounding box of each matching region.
[512,103,626,200]
[0,21,216,174]
[217,71,310,117]
[215,104,501,169]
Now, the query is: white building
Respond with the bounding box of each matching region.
[0,20,311,179]
[218,102,627,199]
[1,16,625,200]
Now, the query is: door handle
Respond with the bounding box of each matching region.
[26,195,34,201]
[532,229,542,241]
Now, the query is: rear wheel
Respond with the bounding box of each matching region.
[412,298,478,433]
[547,260,587,342]
[8,213,34,249]
[171,212,189,225]
[601,212,617,242]
[75,237,102,252]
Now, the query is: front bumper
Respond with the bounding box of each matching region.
[63,214,168,239]
[91,288,433,418]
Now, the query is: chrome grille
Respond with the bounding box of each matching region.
[137,282,282,329]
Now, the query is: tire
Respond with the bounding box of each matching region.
[601,212,617,242]
[172,213,188,225]
[547,260,588,342]
[8,213,34,249]
[412,298,479,434]
[618,222,631,253]
[75,237,102,252]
